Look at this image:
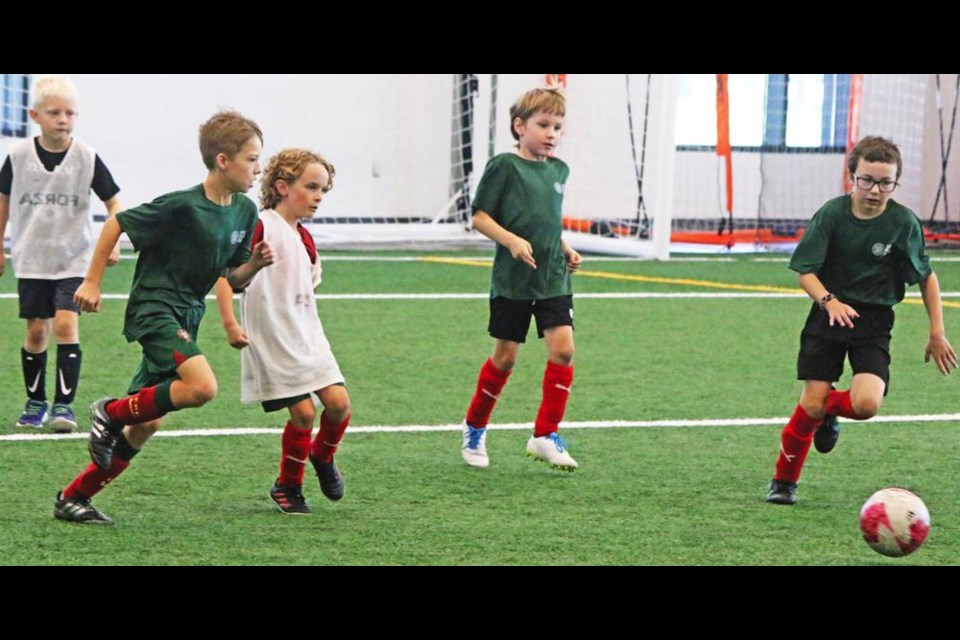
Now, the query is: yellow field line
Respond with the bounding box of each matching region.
[419,256,960,308]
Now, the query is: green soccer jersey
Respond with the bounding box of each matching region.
[789,195,931,306]
[117,184,258,340]
[472,153,572,300]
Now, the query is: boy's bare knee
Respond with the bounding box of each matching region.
[325,398,351,423]
[551,348,575,366]
[289,403,316,430]
[25,326,49,350]
[853,397,880,419]
[188,381,218,407]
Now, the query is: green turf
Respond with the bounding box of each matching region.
[1,251,958,565]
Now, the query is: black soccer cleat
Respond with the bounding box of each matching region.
[813,414,840,454]
[766,479,798,505]
[53,491,113,525]
[88,398,123,470]
[269,481,312,515]
[310,454,345,502]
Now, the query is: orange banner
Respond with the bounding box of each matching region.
[716,74,733,214]
[716,74,731,157]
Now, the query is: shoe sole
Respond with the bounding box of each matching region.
[462,450,490,468]
[271,505,312,515]
[525,451,577,472]
[48,418,77,433]
[14,422,44,429]
[320,486,345,502]
[53,511,114,525]
[766,496,797,506]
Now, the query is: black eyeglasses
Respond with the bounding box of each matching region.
[853,175,899,193]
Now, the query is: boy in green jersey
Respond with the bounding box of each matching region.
[460,87,583,472]
[53,110,274,524]
[767,136,957,505]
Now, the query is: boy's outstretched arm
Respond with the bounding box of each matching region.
[473,210,536,269]
[214,277,249,349]
[103,195,123,266]
[225,240,274,290]
[74,216,123,312]
[0,194,7,277]
[919,272,957,375]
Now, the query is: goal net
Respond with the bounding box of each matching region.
[671,74,932,252]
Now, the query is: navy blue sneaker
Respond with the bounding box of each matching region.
[766,479,798,505]
[814,414,840,454]
[48,403,78,433]
[310,454,345,501]
[16,399,48,429]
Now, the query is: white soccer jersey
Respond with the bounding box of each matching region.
[240,209,344,403]
[7,138,96,279]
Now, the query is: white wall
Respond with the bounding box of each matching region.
[30,74,453,218]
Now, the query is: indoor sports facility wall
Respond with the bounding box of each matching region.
[2,74,958,255]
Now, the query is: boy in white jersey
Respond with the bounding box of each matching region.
[0,75,122,432]
[216,148,351,515]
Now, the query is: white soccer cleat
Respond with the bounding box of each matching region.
[526,432,578,471]
[461,421,489,468]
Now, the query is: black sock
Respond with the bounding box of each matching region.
[55,344,82,405]
[114,434,140,462]
[22,348,47,402]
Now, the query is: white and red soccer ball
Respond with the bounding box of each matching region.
[859,488,930,557]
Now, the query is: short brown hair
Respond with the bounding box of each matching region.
[259,148,335,211]
[509,87,565,142]
[199,110,263,170]
[848,135,902,179]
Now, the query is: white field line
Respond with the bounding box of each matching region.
[4,413,960,442]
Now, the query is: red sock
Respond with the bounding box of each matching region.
[826,389,858,419]
[774,404,823,484]
[465,358,512,428]
[279,421,312,488]
[63,457,130,500]
[534,361,574,438]
[107,386,165,424]
[311,411,351,464]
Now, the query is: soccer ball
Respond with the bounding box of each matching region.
[859,488,930,558]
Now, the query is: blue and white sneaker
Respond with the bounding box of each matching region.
[461,421,489,468]
[15,399,48,429]
[526,432,578,471]
[48,403,78,433]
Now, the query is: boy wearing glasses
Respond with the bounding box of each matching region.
[766,135,957,505]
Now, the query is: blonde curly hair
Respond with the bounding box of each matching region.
[259,148,335,211]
